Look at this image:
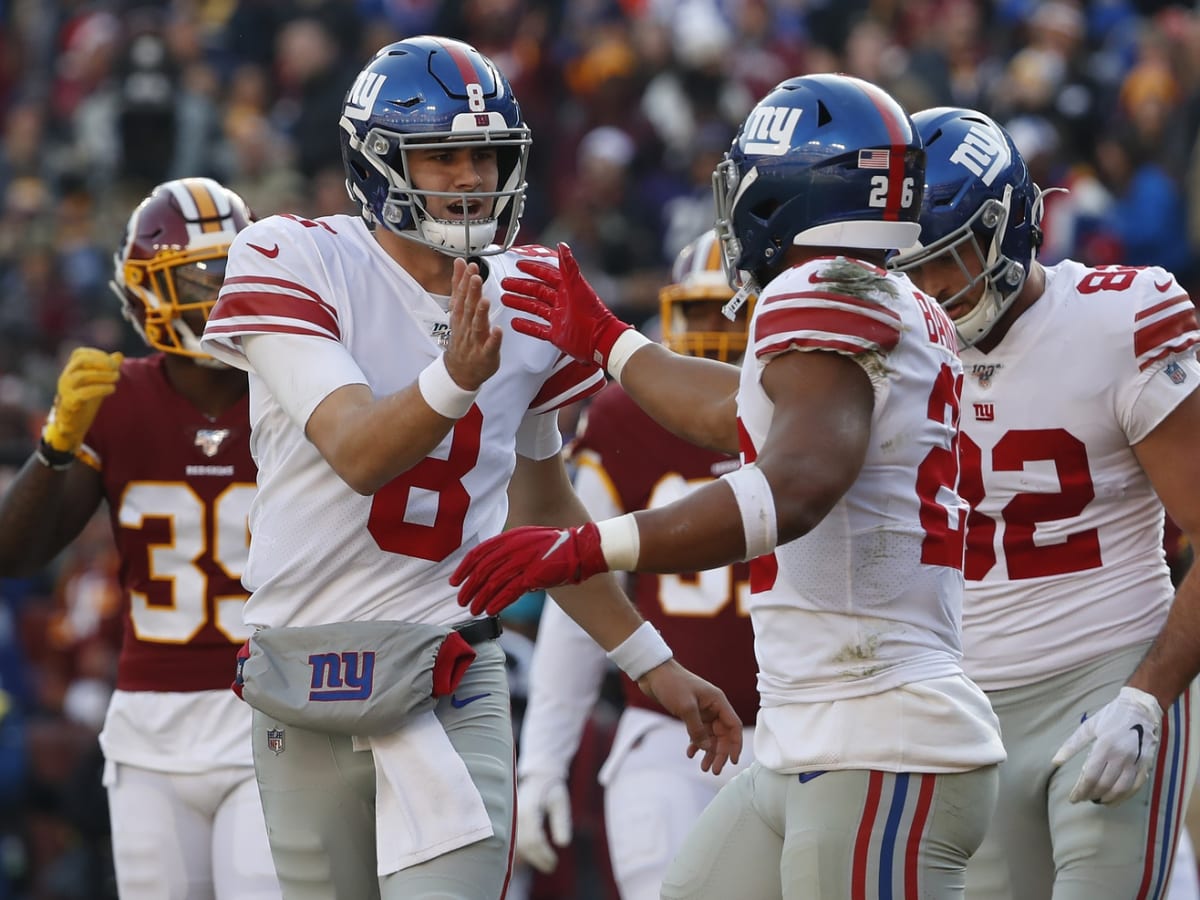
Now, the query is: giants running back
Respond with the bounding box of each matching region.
[738,257,1004,773]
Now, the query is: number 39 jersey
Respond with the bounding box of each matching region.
[80,353,258,772]
[79,354,256,692]
[959,261,1200,689]
[203,215,604,629]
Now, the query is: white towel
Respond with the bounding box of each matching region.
[353,710,494,876]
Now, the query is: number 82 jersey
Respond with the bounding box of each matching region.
[958,261,1200,690]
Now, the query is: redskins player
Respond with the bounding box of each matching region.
[0,178,280,899]
[514,230,758,899]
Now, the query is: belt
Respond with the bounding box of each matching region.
[453,616,503,645]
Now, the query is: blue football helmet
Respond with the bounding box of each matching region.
[339,36,531,256]
[713,73,924,300]
[889,107,1043,347]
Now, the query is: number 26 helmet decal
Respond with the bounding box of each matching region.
[339,36,532,257]
[713,73,924,300]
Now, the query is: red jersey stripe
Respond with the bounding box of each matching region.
[528,358,605,413]
[756,307,901,353]
[1134,308,1200,369]
[213,291,340,339]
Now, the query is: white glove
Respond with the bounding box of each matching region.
[1051,686,1163,805]
[515,771,572,874]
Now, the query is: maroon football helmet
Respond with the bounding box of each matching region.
[111,177,253,359]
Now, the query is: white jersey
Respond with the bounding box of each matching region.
[959,260,1200,689]
[202,215,603,629]
[738,257,1003,773]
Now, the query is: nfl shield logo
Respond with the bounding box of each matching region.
[1166,362,1187,385]
[266,728,285,755]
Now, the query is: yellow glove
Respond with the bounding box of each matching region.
[42,348,124,454]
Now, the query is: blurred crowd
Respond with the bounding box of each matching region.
[2,0,1200,897]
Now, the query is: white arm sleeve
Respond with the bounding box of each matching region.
[242,333,369,432]
[517,596,610,779]
[515,408,563,460]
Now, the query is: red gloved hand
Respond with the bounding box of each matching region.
[451,523,609,616]
[501,243,632,368]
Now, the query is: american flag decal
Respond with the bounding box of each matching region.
[858,149,890,169]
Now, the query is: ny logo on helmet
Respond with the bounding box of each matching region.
[949,122,1011,186]
[345,72,387,122]
[743,107,803,156]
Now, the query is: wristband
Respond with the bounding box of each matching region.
[418,354,479,419]
[35,437,76,471]
[607,621,673,681]
[723,465,778,559]
[595,514,640,571]
[607,329,653,384]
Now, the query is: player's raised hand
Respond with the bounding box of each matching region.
[637,659,742,775]
[450,523,609,617]
[501,243,635,369]
[514,771,572,874]
[1051,686,1163,805]
[444,257,501,391]
[43,347,124,455]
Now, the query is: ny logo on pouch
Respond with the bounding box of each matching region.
[308,651,376,701]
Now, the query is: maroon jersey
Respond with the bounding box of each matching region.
[80,354,255,692]
[572,383,758,724]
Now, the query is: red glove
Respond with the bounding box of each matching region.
[501,243,633,368]
[451,523,609,616]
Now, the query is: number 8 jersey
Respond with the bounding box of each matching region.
[203,214,604,629]
[959,261,1200,689]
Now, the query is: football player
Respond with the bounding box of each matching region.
[199,36,740,900]
[891,107,1200,900]
[515,229,758,899]
[0,177,280,899]
[453,73,1007,898]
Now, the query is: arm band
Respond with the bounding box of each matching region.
[595,513,640,571]
[722,464,778,559]
[35,437,76,470]
[607,621,673,681]
[418,354,479,420]
[607,330,654,384]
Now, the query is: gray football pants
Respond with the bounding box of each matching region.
[660,761,999,899]
[251,640,514,900]
[965,642,1199,900]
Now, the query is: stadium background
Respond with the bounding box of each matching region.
[0,0,1197,897]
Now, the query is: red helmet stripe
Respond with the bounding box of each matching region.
[855,81,911,223]
[434,38,482,93]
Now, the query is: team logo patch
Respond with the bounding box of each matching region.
[344,71,386,121]
[969,363,1002,388]
[194,428,231,457]
[973,402,995,422]
[1165,361,1188,385]
[266,728,285,755]
[308,651,375,701]
[430,322,452,349]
